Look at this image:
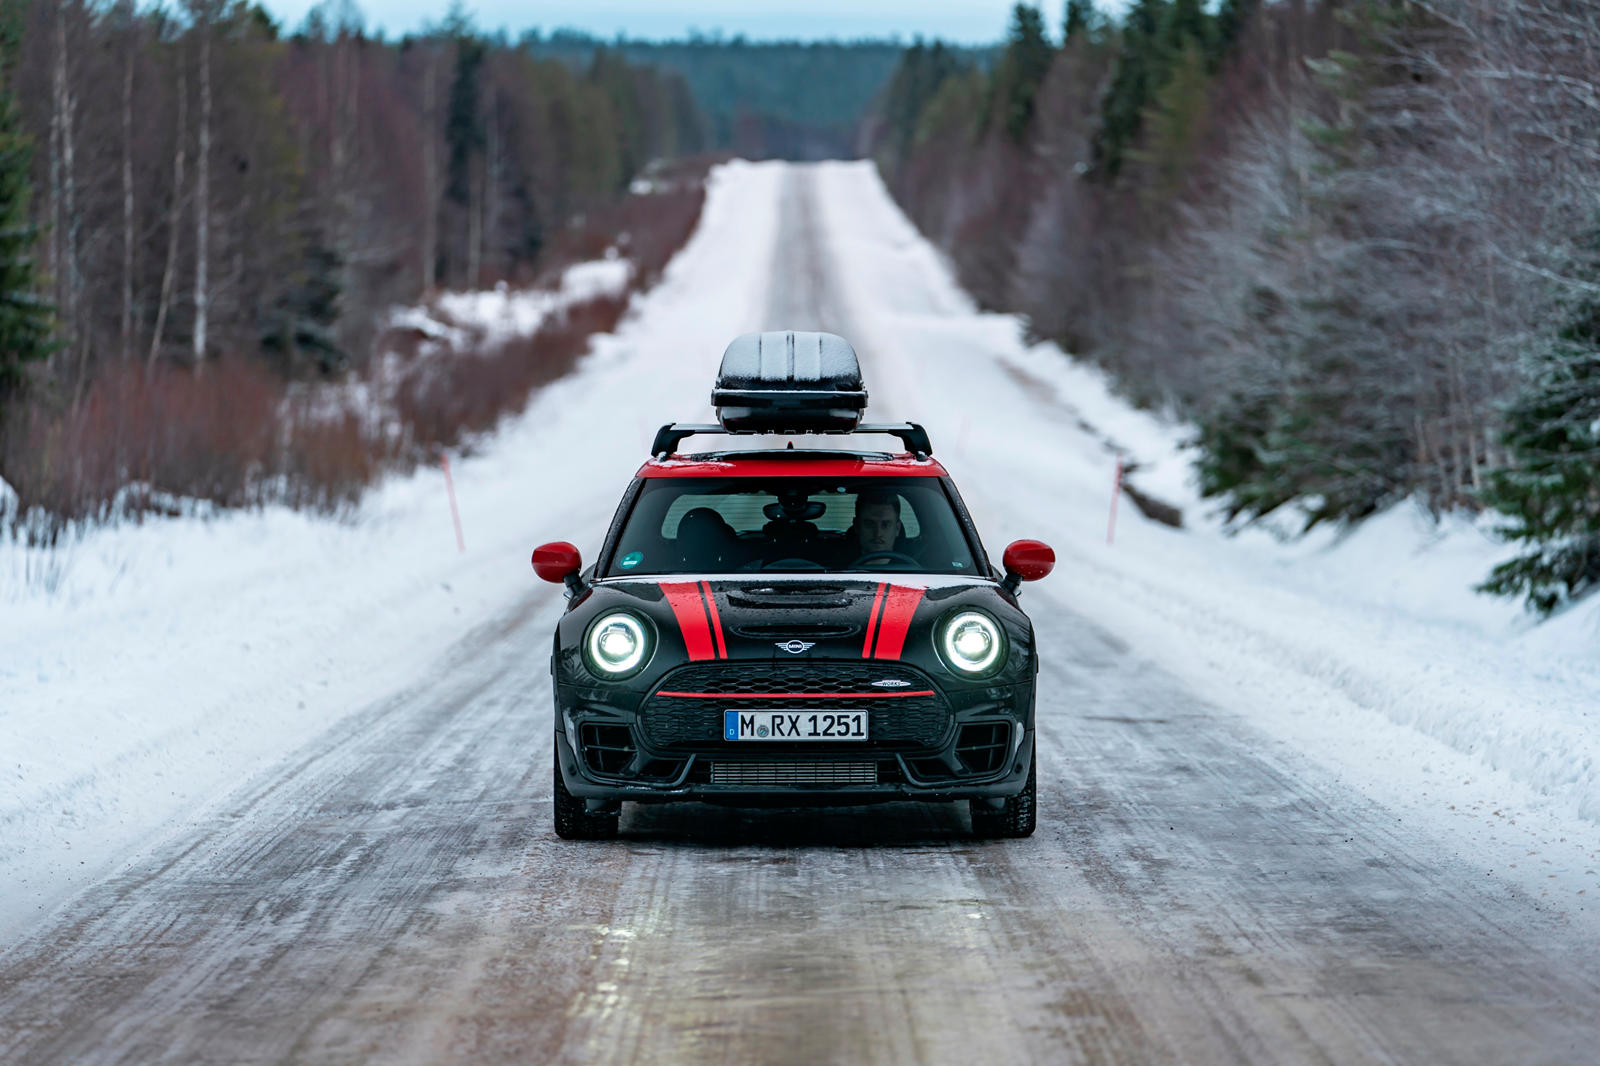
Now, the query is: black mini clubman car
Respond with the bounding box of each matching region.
[532,331,1054,840]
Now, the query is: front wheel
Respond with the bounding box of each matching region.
[969,743,1036,839]
[553,744,620,840]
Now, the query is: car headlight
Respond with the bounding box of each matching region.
[584,612,651,677]
[938,610,1004,676]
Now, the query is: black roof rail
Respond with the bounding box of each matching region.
[651,422,933,460]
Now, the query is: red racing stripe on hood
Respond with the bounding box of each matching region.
[861,582,887,658]
[660,581,716,661]
[871,585,925,660]
[700,580,727,659]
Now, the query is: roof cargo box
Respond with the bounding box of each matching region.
[712,331,868,433]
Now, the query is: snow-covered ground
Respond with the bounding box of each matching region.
[382,254,633,356]
[0,162,774,939]
[3,159,1597,941]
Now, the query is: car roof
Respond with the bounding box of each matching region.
[635,449,949,479]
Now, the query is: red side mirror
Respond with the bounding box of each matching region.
[1002,539,1055,585]
[532,541,582,584]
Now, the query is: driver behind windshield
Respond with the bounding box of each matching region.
[853,489,904,557]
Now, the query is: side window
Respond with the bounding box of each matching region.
[898,495,922,538]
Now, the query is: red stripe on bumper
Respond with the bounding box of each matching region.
[655,690,936,699]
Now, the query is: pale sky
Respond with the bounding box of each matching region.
[259,0,1128,44]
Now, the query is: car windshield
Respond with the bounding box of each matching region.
[605,477,981,576]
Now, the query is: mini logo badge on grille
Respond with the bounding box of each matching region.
[871,678,912,688]
[775,640,816,654]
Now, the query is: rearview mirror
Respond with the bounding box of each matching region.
[1001,539,1055,595]
[532,541,582,587]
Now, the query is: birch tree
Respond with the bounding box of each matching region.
[184,0,223,367]
[148,52,185,369]
[113,0,137,360]
[48,0,80,378]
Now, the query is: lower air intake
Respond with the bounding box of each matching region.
[709,761,878,786]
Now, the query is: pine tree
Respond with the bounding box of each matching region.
[0,7,53,410]
[1129,38,1210,205]
[1162,0,1211,55]
[263,236,344,375]
[1196,348,1414,531]
[877,40,969,172]
[588,48,647,188]
[989,4,1055,143]
[1063,0,1094,42]
[1195,390,1299,522]
[1193,1,1433,530]
[1092,0,1166,180]
[445,34,485,210]
[1211,0,1258,68]
[1478,296,1600,614]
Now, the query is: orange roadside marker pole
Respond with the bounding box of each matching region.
[1107,457,1123,546]
[442,452,465,553]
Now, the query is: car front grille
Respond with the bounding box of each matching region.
[708,761,880,786]
[640,661,951,750]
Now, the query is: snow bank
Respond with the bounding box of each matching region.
[385,305,467,345]
[392,255,635,358]
[559,253,633,304]
[0,160,783,940]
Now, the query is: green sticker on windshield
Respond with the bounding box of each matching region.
[619,551,643,569]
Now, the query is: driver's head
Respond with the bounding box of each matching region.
[854,490,901,553]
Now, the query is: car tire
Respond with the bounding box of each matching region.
[554,744,620,841]
[969,743,1036,839]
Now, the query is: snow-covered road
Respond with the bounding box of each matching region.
[3,162,1600,1064]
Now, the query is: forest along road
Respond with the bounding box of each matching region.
[3,162,1600,1066]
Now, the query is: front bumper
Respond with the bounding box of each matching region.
[555,676,1035,806]
[555,730,1035,805]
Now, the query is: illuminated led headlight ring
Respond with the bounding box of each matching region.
[584,612,652,677]
[939,610,1004,675]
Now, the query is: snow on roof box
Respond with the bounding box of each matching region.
[712,330,868,433]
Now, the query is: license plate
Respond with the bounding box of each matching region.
[724,710,868,741]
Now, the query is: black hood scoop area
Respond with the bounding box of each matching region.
[729,622,861,640]
[725,585,854,610]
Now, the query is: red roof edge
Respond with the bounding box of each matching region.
[636,453,948,479]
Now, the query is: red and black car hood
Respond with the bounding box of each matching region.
[553,574,1035,696]
[654,578,931,662]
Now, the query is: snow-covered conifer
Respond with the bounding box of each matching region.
[1479,296,1600,613]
